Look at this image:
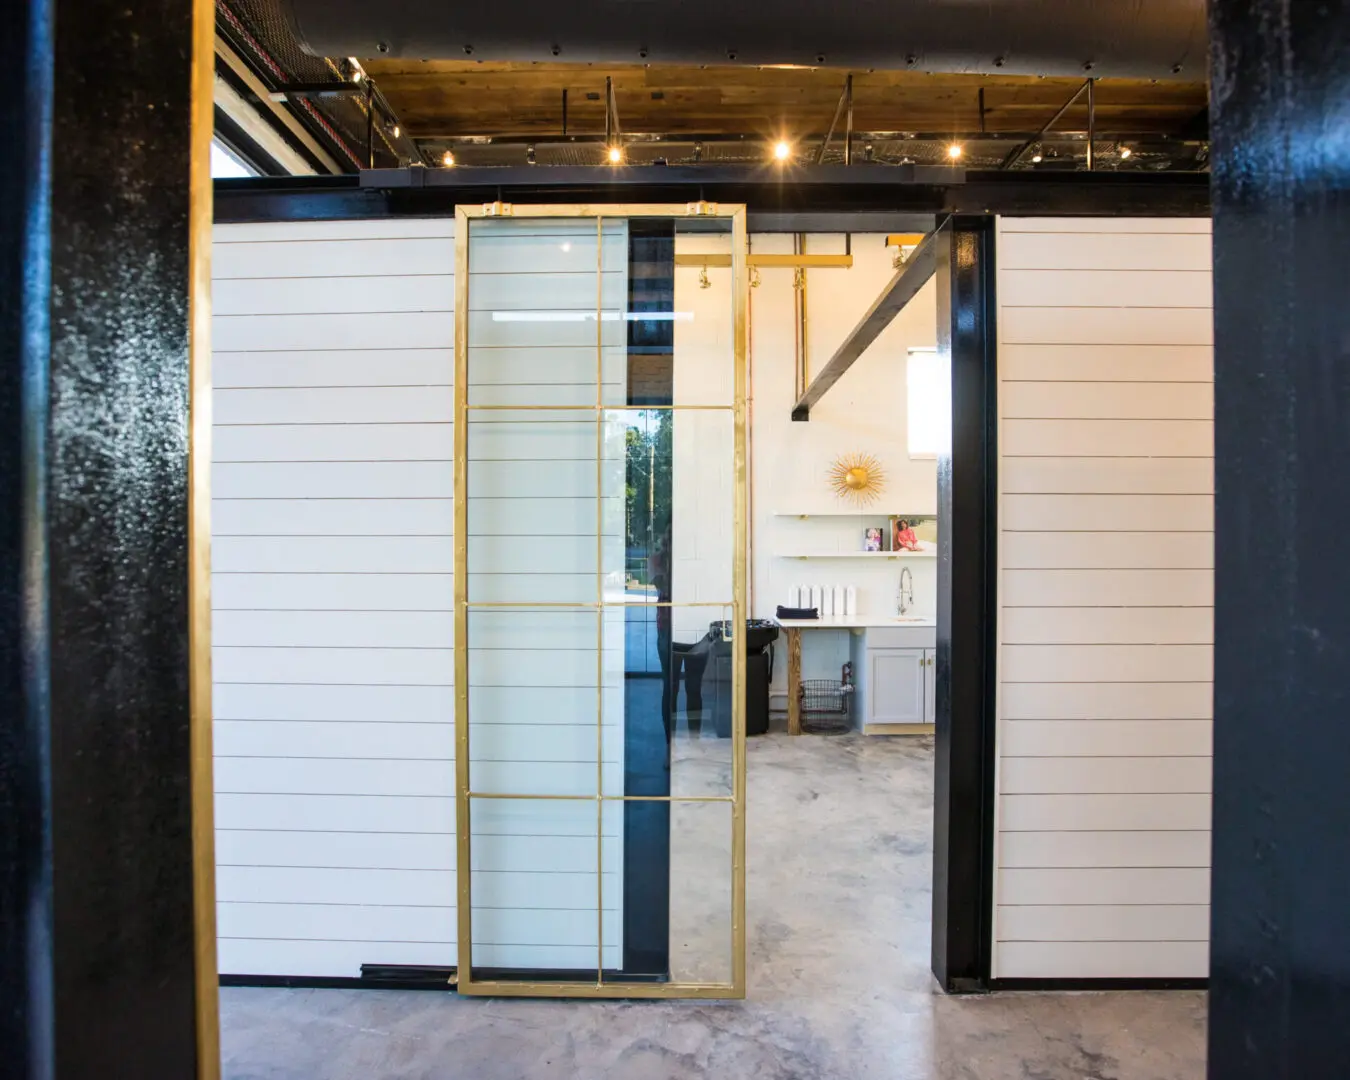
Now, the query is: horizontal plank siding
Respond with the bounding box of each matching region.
[993,217,1214,980]
[211,217,629,978]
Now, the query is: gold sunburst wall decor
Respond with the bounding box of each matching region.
[828,452,887,506]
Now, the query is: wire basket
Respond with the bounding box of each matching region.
[799,679,854,735]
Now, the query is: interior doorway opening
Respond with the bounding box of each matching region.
[208,199,995,1003]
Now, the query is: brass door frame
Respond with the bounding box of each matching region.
[453,201,749,998]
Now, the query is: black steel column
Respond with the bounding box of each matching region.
[1208,2,1350,1077]
[1,1,56,1075]
[931,216,998,992]
[1,0,211,1076]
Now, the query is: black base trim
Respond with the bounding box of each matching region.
[221,974,452,991]
[988,977,1208,992]
[222,965,669,992]
[362,963,455,984]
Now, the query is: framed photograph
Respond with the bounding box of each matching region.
[888,515,937,554]
[863,527,884,552]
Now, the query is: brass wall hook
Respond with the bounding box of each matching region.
[699,265,712,289]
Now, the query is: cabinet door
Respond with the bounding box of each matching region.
[867,649,927,724]
[923,648,936,724]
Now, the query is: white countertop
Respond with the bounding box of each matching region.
[775,616,936,629]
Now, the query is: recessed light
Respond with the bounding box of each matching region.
[608,145,623,164]
[773,140,791,161]
[947,143,963,160]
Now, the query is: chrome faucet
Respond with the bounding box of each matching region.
[897,566,914,615]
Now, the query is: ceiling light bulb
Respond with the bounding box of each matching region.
[1120,146,1133,160]
[947,143,963,160]
[773,140,791,161]
[391,125,400,138]
[1030,152,1043,163]
[608,146,623,164]
[441,150,455,167]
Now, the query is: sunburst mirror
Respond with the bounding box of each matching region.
[828,452,887,506]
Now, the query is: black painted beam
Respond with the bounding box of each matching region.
[790,227,940,421]
[215,168,1212,224]
[931,216,998,993]
[1,0,213,1075]
[1208,1,1350,1077]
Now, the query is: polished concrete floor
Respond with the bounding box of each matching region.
[220,732,1207,1080]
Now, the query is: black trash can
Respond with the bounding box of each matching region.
[707,619,779,738]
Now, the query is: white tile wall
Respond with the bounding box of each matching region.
[993,217,1214,981]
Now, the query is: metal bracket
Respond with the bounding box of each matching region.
[482,201,514,216]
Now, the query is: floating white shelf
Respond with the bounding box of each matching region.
[772,509,898,518]
[777,550,937,559]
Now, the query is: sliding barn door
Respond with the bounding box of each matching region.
[453,204,747,997]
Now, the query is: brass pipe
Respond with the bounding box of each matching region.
[793,233,804,391]
[746,233,755,615]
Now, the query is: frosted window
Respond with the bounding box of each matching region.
[907,347,950,457]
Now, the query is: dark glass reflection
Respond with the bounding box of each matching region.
[625,220,675,408]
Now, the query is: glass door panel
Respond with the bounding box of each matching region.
[455,205,746,998]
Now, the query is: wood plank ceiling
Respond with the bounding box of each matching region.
[362,61,1207,141]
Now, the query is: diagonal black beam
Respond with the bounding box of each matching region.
[791,223,943,421]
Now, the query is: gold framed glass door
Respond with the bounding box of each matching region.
[453,202,748,998]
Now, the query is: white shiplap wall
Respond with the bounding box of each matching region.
[212,217,626,978]
[993,217,1214,980]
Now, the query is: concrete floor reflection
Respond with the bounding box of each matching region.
[220,732,1206,1080]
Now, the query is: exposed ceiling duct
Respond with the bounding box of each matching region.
[282,0,1208,80]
